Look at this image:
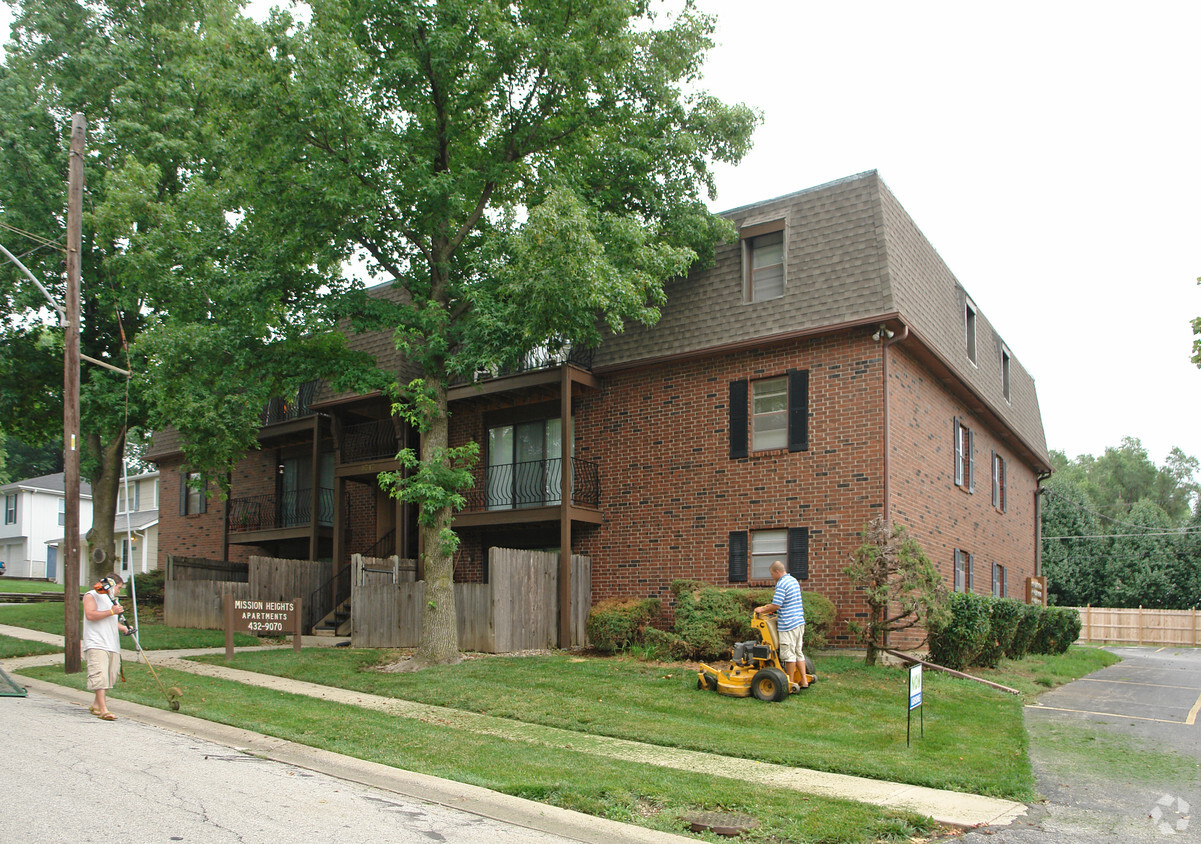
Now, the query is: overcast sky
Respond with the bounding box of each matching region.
[3,2,1199,470]
[690,1,1201,469]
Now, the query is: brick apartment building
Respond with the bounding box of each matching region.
[148,171,1050,644]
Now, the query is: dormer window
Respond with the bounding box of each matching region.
[741,220,785,302]
[965,299,978,364]
[1001,346,1011,401]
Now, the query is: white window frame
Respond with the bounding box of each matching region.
[751,377,788,452]
[4,494,15,525]
[741,220,786,303]
[993,563,1006,597]
[954,418,974,492]
[954,549,973,593]
[185,472,204,515]
[58,497,66,526]
[751,529,787,581]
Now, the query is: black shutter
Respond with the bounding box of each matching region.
[179,470,188,515]
[729,380,748,459]
[967,552,974,592]
[787,369,809,452]
[787,527,809,580]
[728,531,748,583]
[953,417,962,486]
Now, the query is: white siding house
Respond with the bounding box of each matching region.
[0,473,93,580]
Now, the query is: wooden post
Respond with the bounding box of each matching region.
[62,113,86,675]
[293,597,303,652]
[558,365,572,648]
[224,593,234,659]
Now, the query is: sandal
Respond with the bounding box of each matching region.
[96,711,117,721]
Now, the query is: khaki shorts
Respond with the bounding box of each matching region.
[778,624,805,664]
[85,649,121,691]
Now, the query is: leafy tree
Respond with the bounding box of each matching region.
[0,0,359,579]
[1040,473,1107,607]
[210,0,757,665]
[845,517,949,666]
[1104,500,1177,608]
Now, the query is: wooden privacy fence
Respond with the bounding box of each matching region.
[352,548,591,652]
[165,555,333,632]
[1070,606,1201,647]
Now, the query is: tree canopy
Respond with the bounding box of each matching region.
[1042,438,1201,608]
[208,0,758,664]
[0,0,361,576]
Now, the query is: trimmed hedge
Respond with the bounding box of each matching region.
[929,595,1081,669]
[585,597,661,653]
[587,580,835,661]
[928,592,991,670]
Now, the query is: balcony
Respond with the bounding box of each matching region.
[227,487,337,536]
[456,457,601,527]
[260,380,320,427]
[341,418,399,463]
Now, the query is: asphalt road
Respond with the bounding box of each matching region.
[2,689,576,844]
[954,646,1201,843]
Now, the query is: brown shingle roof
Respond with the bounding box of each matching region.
[593,171,1049,469]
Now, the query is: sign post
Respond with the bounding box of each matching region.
[224,595,303,659]
[907,663,923,747]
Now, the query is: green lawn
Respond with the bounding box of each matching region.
[188,646,1114,801]
[0,579,67,593]
[0,633,61,658]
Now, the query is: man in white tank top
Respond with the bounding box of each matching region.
[82,574,129,720]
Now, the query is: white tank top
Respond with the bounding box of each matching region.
[82,590,121,653]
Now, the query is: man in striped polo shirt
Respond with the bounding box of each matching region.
[754,560,808,690]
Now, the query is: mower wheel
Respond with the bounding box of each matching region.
[751,667,789,702]
[805,656,817,683]
[698,673,717,691]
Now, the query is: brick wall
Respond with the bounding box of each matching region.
[574,330,887,643]
[887,344,1038,602]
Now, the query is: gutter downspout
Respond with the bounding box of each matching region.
[879,323,909,523]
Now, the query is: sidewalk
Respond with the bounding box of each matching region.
[0,624,1027,831]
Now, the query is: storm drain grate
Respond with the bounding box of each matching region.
[683,811,759,837]
[0,666,27,697]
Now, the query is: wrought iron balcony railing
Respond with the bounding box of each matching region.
[455,343,595,385]
[260,380,320,426]
[461,457,600,512]
[227,487,336,533]
[341,418,400,463]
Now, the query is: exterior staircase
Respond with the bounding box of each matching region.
[311,597,351,637]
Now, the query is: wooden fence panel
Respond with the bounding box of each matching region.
[248,556,333,631]
[1069,606,1201,647]
[165,581,251,629]
[166,555,248,582]
[348,548,590,653]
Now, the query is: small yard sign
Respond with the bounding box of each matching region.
[907,663,923,746]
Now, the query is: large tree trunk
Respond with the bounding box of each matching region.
[414,382,461,665]
[84,428,125,582]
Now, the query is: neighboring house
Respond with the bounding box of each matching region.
[44,471,160,585]
[0,473,93,580]
[149,171,1051,644]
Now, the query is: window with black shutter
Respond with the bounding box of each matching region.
[728,531,748,583]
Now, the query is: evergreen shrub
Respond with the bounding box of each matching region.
[585,597,660,653]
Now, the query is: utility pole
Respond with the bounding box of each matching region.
[63,113,85,674]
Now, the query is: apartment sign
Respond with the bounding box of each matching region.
[224,594,302,657]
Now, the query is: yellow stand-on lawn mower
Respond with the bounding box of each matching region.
[697,613,815,702]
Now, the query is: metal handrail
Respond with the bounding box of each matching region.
[260,379,320,426]
[227,487,336,532]
[462,457,600,511]
[341,418,399,463]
